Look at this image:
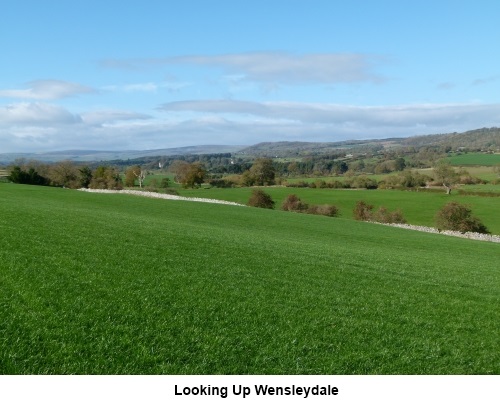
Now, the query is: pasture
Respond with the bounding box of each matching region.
[0,183,499,374]
[179,187,500,234]
[447,153,500,166]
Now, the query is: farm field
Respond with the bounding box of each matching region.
[0,183,499,374]
[179,187,500,234]
[446,153,500,166]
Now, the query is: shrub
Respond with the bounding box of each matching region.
[208,178,236,188]
[90,166,123,190]
[353,201,406,223]
[307,204,340,217]
[281,194,309,212]
[145,179,159,192]
[8,166,49,186]
[327,180,345,189]
[163,188,179,196]
[350,176,378,189]
[353,201,374,221]
[160,177,170,188]
[372,206,406,224]
[435,202,489,234]
[248,189,275,209]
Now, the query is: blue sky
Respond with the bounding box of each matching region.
[1,0,499,153]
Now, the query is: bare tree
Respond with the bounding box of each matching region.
[133,167,147,188]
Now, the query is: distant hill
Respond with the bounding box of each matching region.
[402,127,500,150]
[0,145,245,164]
[237,139,394,157]
[239,128,500,157]
[1,127,498,165]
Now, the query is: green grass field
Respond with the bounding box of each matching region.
[179,187,500,234]
[0,184,499,374]
[447,153,500,166]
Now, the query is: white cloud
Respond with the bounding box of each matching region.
[2,100,499,154]
[0,80,96,100]
[102,81,192,94]
[436,82,455,90]
[159,99,500,129]
[0,102,81,125]
[472,75,500,86]
[81,110,151,126]
[101,52,386,85]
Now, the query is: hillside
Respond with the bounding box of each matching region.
[402,127,500,150]
[239,128,500,157]
[0,145,244,164]
[1,183,498,374]
[236,140,391,157]
[1,127,498,165]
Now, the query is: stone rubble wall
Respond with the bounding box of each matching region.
[78,188,245,206]
[373,222,500,243]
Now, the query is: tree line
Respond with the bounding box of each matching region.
[7,160,122,190]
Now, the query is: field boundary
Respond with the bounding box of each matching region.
[374,222,500,243]
[77,188,245,206]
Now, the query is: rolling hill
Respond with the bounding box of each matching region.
[1,183,498,374]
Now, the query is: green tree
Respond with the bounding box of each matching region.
[124,165,146,188]
[169,160,191,184]
[394,157,406,171]
[160,177,170,188]
[249,158,275,186]
[8,166,26,184]
[435,202,489,234]
[79,166,93,188]
[49,160,79,188]
[8,166,48,185]
[433,162,458,194]
[248,189,275,209]
[332,161,348,175]
[90,166,123,190]
[183,163,206,188]
[125,166,138,187]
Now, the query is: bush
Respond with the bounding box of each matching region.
[8,166,49,186]
[307,204,340,217]
[281,194,309,212]
[160,177,170,188]
[353,201,374,221]
[435,202,489,234]
[208,178,236,188]
[284,181,309,188]
[372,206,407,224]
[145,179,159,192]
[248,189,275,209]
[353,201,406,223]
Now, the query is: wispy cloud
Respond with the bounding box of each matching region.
[81,110,152,126]
[0,80,96,100]
[472,75,500,86]
[101,52,387,85]
[436,82,455,90]
[102,81,192,93]
[159,99,500,128]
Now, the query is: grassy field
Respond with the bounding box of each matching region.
[0,183,499,374]
[447,153,500,166]
[179,187,500,234]
[283,174,388,183]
